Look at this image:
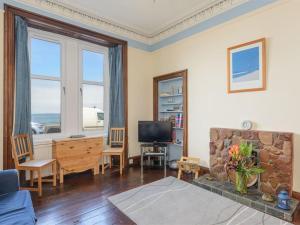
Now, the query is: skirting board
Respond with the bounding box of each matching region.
[129,154,300,200]
[293,191,300,201]
[128,155,210,174]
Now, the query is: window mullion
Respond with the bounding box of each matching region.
[64,39,81,136]
[31,74,61,81]
[82,80,103,86]
[60,39,66,136]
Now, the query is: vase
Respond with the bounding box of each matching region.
[225,165,258,188]
[236,172,247,194]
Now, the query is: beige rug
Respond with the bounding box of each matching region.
[109,176,291,225]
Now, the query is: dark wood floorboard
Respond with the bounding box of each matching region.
[31,167,300,225]
[31,167,191,225]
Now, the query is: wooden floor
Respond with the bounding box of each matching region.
[31,166,300,225]
[31,167,185,225]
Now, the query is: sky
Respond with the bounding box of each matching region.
[83,50,104,82]
[31,38,61,77]
[30,38,104,114]
[232,46,259,77]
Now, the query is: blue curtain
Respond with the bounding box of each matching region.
[108,45,125,138]
[14,16,31,137]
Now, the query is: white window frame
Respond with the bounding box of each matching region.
[28,28,66,141]
[28,28,109,143]
[78,41,109,136]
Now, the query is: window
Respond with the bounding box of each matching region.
[81,50,105,131]
[29,29,109,138]
[30,38,62,134]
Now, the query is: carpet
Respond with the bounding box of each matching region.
[108,176,292,225]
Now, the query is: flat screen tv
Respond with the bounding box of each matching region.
[138,121,172,143]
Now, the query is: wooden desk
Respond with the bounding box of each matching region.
[52,136,103,183]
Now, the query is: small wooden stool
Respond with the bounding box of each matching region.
[177,156,201,179]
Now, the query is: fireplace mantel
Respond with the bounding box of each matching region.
[209,128,293,195]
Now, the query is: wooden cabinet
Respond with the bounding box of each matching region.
[52,136,103,183]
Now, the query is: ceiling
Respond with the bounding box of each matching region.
[55,0,219,37]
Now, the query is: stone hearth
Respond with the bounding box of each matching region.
[193,175,299,222]
[210,128,293,195]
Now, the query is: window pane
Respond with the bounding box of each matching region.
[31,79,61,134]
[82,84,104,130]
[83,50,104,82]
[31,38,61,77]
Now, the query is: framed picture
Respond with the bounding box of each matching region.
[227,38,266,93]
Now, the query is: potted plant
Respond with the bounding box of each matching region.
[225,143,264,194]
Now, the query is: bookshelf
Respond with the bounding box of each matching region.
[153,70,188,164]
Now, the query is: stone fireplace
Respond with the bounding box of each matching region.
[210,128,293,195]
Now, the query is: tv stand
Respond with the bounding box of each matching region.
[140,143,168,181]
[142,142,168,148]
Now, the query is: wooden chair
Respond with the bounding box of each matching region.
[11,134,57,197]
[177,156,201,180]
[102,128,125,175]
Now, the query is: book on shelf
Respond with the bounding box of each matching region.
[175,113,183,128]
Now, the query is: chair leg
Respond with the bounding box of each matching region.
[177,169,182,179]
[30,171,34,186]
[195,171,199,179]
[102,155,105,175]
[122,152,125,169]
[94,162,99,175]
[109,156,112,168]
[120,154,123,175]
[53,162,57,187]
[60,168,64,184]
[38,170,42,197]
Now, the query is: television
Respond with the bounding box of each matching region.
[138,121,172,143]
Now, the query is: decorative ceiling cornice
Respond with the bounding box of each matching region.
[152,0,249,43]
[16,0,249,45]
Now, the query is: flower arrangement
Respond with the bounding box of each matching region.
[226,142,264,194]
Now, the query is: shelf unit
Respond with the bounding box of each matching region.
[173,127,184,130]
[159,94,183,98]
[160,111,183,113]
[153,70,188,162]
[161,103,182,106]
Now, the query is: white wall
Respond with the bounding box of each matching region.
[152,0,300,192]
[127,47,154,157]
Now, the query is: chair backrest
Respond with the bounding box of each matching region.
[109,128,125,148]
[179,156,200,165]
[11,134,33,167]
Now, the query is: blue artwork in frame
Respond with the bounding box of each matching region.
[227,38,266,93]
